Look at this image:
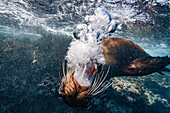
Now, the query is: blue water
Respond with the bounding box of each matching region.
[0,0,169,113]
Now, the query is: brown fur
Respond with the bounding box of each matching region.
[60,76,92,107]
[62,76,91,97]
[102,37,150,65]
[101,37,170,76]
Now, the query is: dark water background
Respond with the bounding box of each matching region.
[0,0,169,112]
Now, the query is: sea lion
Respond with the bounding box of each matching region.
[59,37,170,107]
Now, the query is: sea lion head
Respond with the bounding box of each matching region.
[59,76,91,107]
[58,61,111,107]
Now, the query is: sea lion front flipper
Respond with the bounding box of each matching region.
[123,56,170,76]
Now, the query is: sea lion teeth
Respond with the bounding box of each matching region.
[95,64,97,69]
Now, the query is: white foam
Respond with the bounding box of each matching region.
[66,38,105,86]
[66,8,116,86]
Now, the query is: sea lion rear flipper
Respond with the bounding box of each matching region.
[124,56,170,76]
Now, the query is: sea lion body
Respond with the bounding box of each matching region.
[102,37,170,76]
[102,37,149,65]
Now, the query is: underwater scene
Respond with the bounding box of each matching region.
[0,0,169,113]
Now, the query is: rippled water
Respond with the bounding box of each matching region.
[0,0,169,112]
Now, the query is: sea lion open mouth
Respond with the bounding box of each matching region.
[86,60,97,79]
[82,59,103,86]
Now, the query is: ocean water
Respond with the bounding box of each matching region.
[0,0,169,113]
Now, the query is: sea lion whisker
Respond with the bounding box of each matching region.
[98,93,107,98]
[90,66,110,95]
[95,72,105,87]
[92,72,103,89]
[87,72,102,94]
[92,86,110,96]
[93,81,113,96]
[92,69,109,94]
[92,74,99,88]
[87,72,104,95]
[62,61,66,77]
[66,65,69,80]
[88,73,105,95]
[92,81,113,96]
[93,72,105,88]
[92,72,100,86]
[94,66,110,90]
[94,90,107,98]
[91,80,110,95]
